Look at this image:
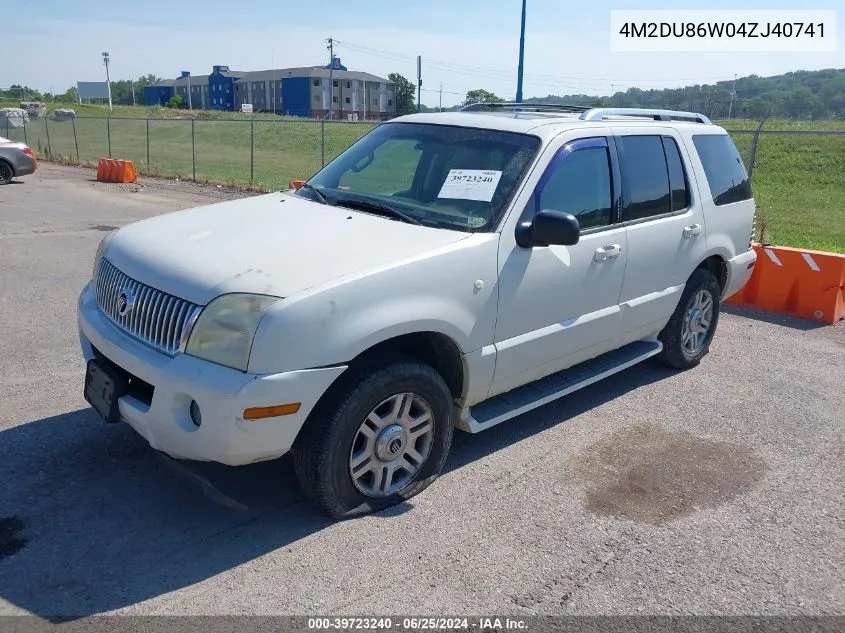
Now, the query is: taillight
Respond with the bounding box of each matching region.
[21,147,37,167]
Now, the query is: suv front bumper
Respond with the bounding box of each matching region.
[77,282,346,466]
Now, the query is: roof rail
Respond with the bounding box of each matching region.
[461,102,590,114]
[579,108,712,124]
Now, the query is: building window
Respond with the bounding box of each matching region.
[313,79,321,87]
[388,99,393,106]
[346,81,351,88]
[314,95,319,102]
[373,99,378,105]
[333,96,338,103]
[333,80,338,88]
[345,97,351,104]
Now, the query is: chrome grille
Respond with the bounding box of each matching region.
[93,258,202,356]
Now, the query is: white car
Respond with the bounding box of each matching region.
[78,105,757,518]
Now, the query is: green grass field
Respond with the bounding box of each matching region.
[1,106,375,191]
[2,102,842,253]
[724,120,844,253]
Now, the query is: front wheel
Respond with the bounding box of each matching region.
[658,268,721,369]
[293,355,454,519]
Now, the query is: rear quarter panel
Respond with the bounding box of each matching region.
[677,128,756,260]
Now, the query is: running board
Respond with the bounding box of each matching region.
[458,340,662,433]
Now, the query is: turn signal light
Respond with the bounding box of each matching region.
[289,180,305,190]
[243,403,302,420]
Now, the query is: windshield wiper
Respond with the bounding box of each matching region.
[335,197,422,226]
[299,182,332,205]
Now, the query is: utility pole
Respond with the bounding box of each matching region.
[516,0,527,103]
[187,74,193,110]
[272,48,276,114]
[439,82,443,112]
[610,83,614,106]
[728,73,737,119]
[327,37,334,120]
[131,79,136,106]
[417,56,422,113]
[102,51,113,111]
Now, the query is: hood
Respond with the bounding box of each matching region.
[104,192,471,305]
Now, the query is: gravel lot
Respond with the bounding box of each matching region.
[0,165,842,619]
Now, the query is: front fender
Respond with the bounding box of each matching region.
[248,234,501,374]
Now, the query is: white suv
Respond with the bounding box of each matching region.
[78,105,757,518]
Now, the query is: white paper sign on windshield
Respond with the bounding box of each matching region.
[437,169,503,202]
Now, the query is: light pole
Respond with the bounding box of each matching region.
[515,0,526,103]
[728,73,738,119]
[417,56,422,113]
[102,51,113,111]
[327,37,334,120]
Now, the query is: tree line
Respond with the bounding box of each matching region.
[393,67,845,119]
[527,67,845,120]
[5,67,842,120]
[1,75,163,107]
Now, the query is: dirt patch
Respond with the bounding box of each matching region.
[0,516,27,559]
[566,424,766,525]
[90,224,118,232]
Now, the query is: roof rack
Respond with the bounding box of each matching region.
[579,108,712,124]
[460,102,590,114]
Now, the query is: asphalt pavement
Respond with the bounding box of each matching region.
[0,165,842,618]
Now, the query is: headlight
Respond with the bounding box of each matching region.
[185,293,281,372]
[92,229,117,282]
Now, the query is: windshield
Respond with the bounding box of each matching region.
[298,122,541,232]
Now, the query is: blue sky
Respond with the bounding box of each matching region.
[2,0,842,107]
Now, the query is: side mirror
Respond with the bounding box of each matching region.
[516,209,581,248]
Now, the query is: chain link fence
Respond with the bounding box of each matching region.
[2,115,377,191]
[727,123,844,251]
[3,114,842,250]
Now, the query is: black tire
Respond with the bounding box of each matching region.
[0,160,13,185]
[293,354,454,519]
[658,268,721,370]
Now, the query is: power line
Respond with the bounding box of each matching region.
[420,87,463,96]
[333,39,736,87]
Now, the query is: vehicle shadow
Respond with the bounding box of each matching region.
[721,303,829,331]
[0,359,673,618]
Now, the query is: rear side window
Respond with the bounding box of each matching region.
[619,135,671,220]
[662,137,690,211]
[692,134,752,206]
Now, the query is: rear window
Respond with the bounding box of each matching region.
[692,134,752,206]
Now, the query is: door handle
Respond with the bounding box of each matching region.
[594,244,622,262]
[683,224,702,238]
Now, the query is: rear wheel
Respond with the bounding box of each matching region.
[0,161,13,185]
[293,355,454,519]
[658,268,721,369]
